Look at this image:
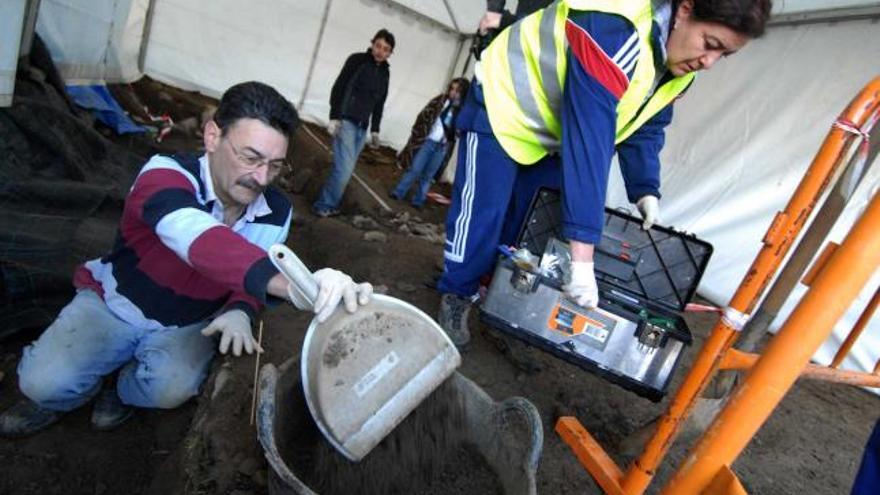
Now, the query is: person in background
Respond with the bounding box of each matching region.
[0,81,373,438]
[390,78,470,208]
[312,29,395,217]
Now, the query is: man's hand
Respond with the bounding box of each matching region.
[563,261,599,309]
[308,269,373,322]
[636,195,660,230]
[201,309,263,356]
[369,132,380,148]
[478,11,502,35]
[327,119,341,137]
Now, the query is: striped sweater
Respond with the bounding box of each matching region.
[74,153,291,329]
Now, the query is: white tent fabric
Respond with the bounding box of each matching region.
[26,0,880,376]
[36,0,147,83]
[140,0,477,149]
[605,16,880,375]
[0,0,28,107]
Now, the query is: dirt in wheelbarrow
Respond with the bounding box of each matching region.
[1,75,878,495]
[292,378,501,495]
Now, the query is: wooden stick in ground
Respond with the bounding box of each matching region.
[250,320,265,426]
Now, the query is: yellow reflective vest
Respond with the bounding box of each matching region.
[480,0,695,165]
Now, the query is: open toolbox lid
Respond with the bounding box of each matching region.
[515,188,713,313]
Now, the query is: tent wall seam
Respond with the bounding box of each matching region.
[769,4,880,26]
[137,0,156,74]
[441,0,460,32]
[298,0,333,111]
[379,0,460,35]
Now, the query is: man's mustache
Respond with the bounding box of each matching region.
[236,177,265,193]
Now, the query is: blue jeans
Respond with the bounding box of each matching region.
[393,139,448,207]
[314,120,367,213]
[438,131,559,298]
[17,289,216,411]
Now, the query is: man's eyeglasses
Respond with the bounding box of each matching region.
[225,138,288,174]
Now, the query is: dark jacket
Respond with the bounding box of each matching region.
[397,94,460,173]
[329,50,390,132]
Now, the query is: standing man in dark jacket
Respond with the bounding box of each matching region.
[313,29,395,217]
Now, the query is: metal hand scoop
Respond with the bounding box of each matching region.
[269,244,461,461]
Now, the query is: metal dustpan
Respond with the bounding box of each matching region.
[269,244,461,462]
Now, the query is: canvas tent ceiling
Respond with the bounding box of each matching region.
[2,0,879,376]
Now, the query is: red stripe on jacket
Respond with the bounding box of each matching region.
[565,19,629,100]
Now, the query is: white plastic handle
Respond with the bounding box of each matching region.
[269,244,319,309]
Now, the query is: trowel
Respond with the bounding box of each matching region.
[268,244,461,461]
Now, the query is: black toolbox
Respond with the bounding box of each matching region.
[480,188,713,401]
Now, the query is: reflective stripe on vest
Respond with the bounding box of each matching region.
[481,0,695,165]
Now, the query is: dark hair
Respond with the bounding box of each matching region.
[372,29,396,50]
[214,81,299,136]
[690,0,772,38]
[449,77,470,96]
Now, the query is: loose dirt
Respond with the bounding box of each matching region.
[292,378,500,495]
[321,312,411,369]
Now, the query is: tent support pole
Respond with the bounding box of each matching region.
[19,0,41,59]
[379,0,458,35]
[444,35,467,88]
[441,0,460,32]
[769,5,880,27]
[137,0,156,73]
[298,0,333,112]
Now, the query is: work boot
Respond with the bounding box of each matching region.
[91,387,133,431]
[0,399,64,438]
[438,293,472,347]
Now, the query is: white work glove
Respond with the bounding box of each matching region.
[636,195,660,230]
[369,132,380,148]
[478,11,503,34]
[327,119,341,137]
[301,268,373,323]
[201,309,263,356]
[563,261,599,309]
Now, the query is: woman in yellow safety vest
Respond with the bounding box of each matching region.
[436,0,772,347]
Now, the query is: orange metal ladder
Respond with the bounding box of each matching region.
[556,76,880,495]
[663,174,880,494]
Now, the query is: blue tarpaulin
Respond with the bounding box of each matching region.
[65,84,145,134]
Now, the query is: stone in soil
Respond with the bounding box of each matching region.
[363,231,388,243]
[352,215,380,230]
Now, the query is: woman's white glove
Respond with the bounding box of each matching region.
[201,309,263,356]
[563,261,599,309]
[327,119,341,137]
[302,268,373,323]
[636,195,660,230]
